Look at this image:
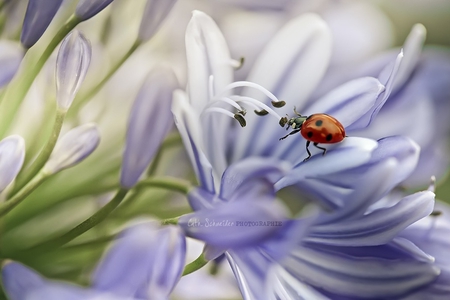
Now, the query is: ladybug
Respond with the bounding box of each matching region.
[279,107,346,161]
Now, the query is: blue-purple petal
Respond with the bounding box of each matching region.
[179,200,288,248]
[307,191,435,246]
[275,137,377,190]
[0,135,25,192]
[279,244,440,299]
[120,67,178,188]
[138,0,177,42]
[0,41,24,88]
[75,0,115,21]
[20,0,63,48]
[93,222,185,299]
[219,157,289,200]
[2,262,46,300]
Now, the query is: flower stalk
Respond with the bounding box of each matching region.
[0,15,81,137]
[9,109,66,197]
[182,252,209,276]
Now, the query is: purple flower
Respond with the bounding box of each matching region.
[178,157,292,256]
[120,66,178,188]
[75,0,115,21]
[0,135,25,192]
[20,0,63,48]
[226,136,440,299]
[0,41,24,88]
[1,222,186,300]
[55,30,91,112]
[138,0,178,42]
[43,123,100,174]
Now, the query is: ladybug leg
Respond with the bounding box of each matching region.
[313,142,327,156]
[303,140,312,161]
[279,129,301,140]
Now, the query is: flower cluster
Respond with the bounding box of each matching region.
[0,1,449,300]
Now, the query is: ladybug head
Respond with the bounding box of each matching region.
[279,115,307,130]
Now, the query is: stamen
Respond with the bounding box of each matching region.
[202,107,237,119]
[254,109,268,116]
[230,95,282,120]
[271,100,286,108]
[234,114,246,127]
[428,175,436,192]
[208,75,215,101]
[217,81,281,105]
[230,57,245,70]
[205,96,243,111]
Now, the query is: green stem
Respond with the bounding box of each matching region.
[10,109,66,198]
[32,188,129,250]
[0,15,81,137]
[161,217,179,225]
[137,176,191,195]
[69,40,141,115]
[0,172,48,217]
[183,253,209,276]
[146,133,182,176]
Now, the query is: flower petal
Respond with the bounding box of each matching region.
[179,200,288,248]
[93,222,186,299]
[75,0,115,21]
[275,137,377,190]
[120,66,178,188]
[56,30,92,111]
[43,123,100,174]
[0,135,25,192]
[20,0,63,48]
[307,191,435,246]
[0,41,24,88]
[279,245,440,299]
[1,261,46,300]
[304,77,385,128]
[172,90,215,192]
[245,13,332,108]
[138,0,177,42]
[185,11,234,179]
[219,157,290,200]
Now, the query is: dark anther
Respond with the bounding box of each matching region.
[430,210,443,217]
[271,100,286,108]
[279,116,288,127]
[238,109,247,116]
[254,109,269,116]
[235,57,245,70]
[234,113,247,127]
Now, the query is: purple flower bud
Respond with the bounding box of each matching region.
[75,0,115,21]
[43,123,100,174]
[120,66,178,188]
[0,135,25,192]
[20,0,63,48]
[0,41,24,88]
[55,30,91,112]
[138,0,177,42]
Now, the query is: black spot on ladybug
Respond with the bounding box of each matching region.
[307,131,313,138]
[326,134,333,141]
[315,120,323,127]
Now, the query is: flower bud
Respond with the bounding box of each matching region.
[43,124,100,174]
[0,135,25,192]
[120,66,178,188]
[75,0,115,21]
[138,0,177,42]
[20,0,63,48]
[55,30,91,112]
[0,41,24,88]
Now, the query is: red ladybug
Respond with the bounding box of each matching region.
[279,108,346,161]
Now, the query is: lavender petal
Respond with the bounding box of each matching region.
[0,135,25,192]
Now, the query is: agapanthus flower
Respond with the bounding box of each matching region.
[227,136,440,299]
[1,222,186,300]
